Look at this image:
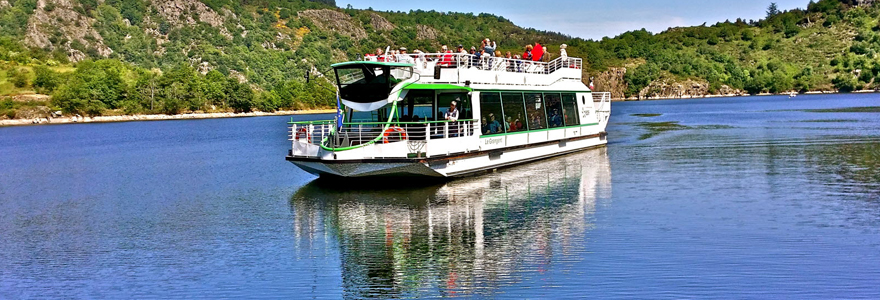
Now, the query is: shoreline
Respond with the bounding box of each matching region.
[0,109,337,127]
[610,89,874,101]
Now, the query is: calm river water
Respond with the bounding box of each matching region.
[1,94,879,299]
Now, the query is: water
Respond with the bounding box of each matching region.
[1,94,879,299]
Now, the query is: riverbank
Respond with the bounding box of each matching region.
[0,109,336,127]
[609,89,874,101]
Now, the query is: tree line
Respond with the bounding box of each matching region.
[30,59,334,116]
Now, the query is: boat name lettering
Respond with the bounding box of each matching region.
[484,137,503,146]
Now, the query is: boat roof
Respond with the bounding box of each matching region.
[331,61,415,68]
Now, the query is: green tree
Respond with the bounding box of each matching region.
[33,66,59,93]
[767,3,780,18]
[9,68,29,88]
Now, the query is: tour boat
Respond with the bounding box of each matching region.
[286,52,612,178]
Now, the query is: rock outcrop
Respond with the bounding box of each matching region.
[369,13,395,31]
[151,0,232,39]
[587,67,746,100]
[588,67,627,100]
[298,9,367,40]
[24,0,113,62]
[638,78,745,99]
[416,24,438,40]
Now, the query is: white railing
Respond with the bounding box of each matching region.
[593,92,611,127]
[289,120,480,156]
[366,53,582,86]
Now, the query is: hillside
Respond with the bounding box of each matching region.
[0,0,878,119]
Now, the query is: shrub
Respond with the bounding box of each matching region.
[9,68,29,88]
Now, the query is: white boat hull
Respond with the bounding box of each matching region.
[288,132,607,178]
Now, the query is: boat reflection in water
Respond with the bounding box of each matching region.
[290,148,611,298]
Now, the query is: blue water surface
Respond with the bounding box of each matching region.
[1,94,879,299]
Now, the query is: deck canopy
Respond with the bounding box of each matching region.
[334,61,414,111]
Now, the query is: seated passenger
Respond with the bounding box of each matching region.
[487,113,502,134]
[505,116,514,132]
[550,108,562,127]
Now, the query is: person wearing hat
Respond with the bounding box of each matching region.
[398,47,413,64]
[559,44,568,59]
[444,100,459,121]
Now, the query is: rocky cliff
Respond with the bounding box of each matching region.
[588,68,746,100]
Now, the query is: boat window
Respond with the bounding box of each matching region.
[400,90,434,122]
[501,92,526,133]
[438,92,471,121]
[524,93,547,130]
[561,93,579,126]
[348,102,393,123]
[479,92,504,135]
[335,65,412,104]
[544,93,564,128]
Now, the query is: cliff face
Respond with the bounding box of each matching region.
[588,68,745,100]
[24,0,113,62]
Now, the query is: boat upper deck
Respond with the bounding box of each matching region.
[356,53,584,88]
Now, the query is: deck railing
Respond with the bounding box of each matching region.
[289,119,479,156]
[368,53,581,78]
[593,92,612,127]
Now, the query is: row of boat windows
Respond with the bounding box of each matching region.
[480,92,580,135]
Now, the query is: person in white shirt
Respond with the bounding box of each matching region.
[398,47,414,64]
[445,100,459,121]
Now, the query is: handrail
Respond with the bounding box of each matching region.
[290,118,478,126]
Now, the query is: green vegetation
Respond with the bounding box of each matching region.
[2,0,880,118]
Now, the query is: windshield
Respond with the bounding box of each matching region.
[335,64,413,104]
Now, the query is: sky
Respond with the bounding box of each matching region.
[337,0,810,40]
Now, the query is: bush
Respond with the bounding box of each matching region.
[832,75,859,92]
[9,68,29,88]
[33,66,59,93]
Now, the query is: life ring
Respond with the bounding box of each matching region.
[382,126,407,143]
[295,127,311,142]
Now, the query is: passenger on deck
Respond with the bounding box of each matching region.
[398,47,414,64]
[560,44,568,59]
[456,44,467,66]
[505,51,514,71]
[523,45,533,61]
[469,46,478,66]
[444,100,459,121]
[505,116,514,132]
[376,48,386,62]
[440,45,453,67]
[483,39,496,56]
